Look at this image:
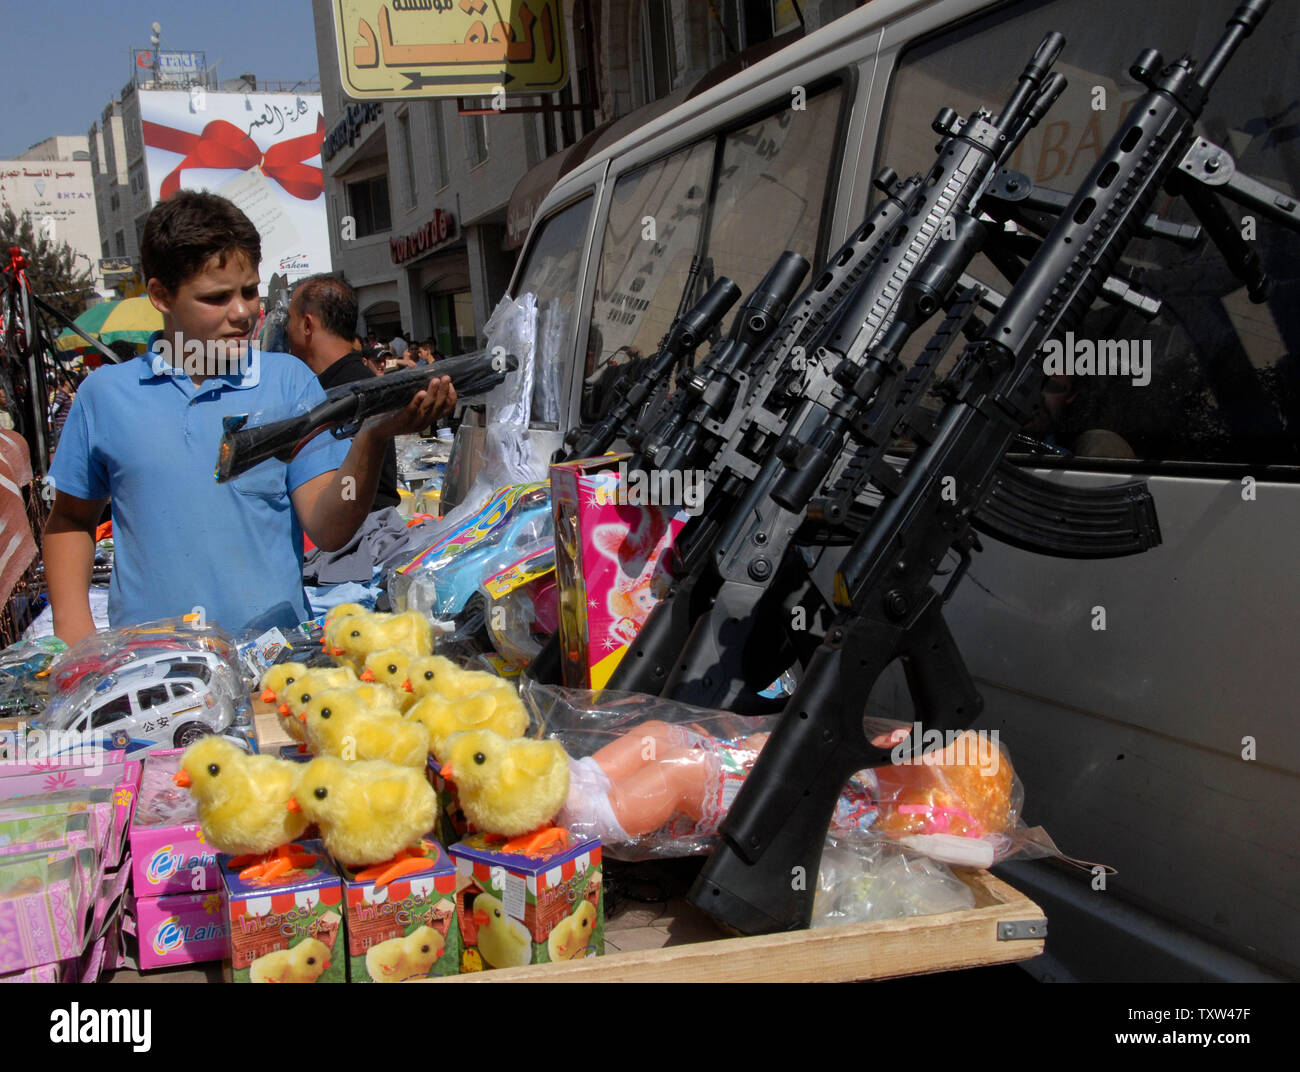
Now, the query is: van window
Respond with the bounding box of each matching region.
[874,0,1299,468]
[137,685,169,710]
[170,683,195,698]
[511,194,595,427]
[582,83,846,423]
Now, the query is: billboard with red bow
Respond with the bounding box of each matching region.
[139,90,331,292]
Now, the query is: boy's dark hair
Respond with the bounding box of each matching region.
[292,274,358,342]
[140,191,261,294]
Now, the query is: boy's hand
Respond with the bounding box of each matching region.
[362,375,457,439]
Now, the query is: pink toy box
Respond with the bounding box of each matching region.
[550,455,688,688]
[0,846,98,974]
[132,890,229,970]
[130,749,221,897]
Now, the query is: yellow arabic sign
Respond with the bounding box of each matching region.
[334,0,568,100]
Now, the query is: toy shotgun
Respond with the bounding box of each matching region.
[215,349,518,482]
[689,0,1296,934]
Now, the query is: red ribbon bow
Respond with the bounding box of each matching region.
[142,114,326,202]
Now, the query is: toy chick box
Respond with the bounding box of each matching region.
[549,455,688,688]
[449,834,603,972]
[220,840,344,983]
[340,837,460,982]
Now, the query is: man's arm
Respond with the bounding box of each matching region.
[292,375,456,550]
[45,491,107,646]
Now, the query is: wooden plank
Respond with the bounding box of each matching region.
[427,869,1045,983]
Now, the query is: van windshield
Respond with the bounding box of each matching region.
[510,194,595,427]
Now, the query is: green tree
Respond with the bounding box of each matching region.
[0,207,95,325]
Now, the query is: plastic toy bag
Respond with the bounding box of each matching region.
[389,482,553,620]
[483,548,558,667]
[0,636,66,720]
[522,680,778,861]
[812,839,976,928]
[48,617,245,696]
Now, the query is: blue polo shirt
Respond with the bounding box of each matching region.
[49,342,350,633]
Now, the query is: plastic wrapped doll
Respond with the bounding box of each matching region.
[556,720,1014,863]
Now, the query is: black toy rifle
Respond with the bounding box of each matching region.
[216,349,518,482]
[690,0,1293,934]
[607,34,1075,703]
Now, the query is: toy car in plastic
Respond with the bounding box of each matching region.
[47,660,237,756]
[54,646,240,698]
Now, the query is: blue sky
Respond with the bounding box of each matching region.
[1,0,321,158]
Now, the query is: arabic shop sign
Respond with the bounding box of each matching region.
[333,0,568,100]
[323,102,383,162]
[390,210,457,264]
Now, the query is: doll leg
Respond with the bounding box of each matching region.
[589,720,679,781]
[602,745,716,837]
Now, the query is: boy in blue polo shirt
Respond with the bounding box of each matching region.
[44,192,455,644]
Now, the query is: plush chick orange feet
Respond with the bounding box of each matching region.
[439,730,569,839]
[175,738,309,855]
[290,756,436,866]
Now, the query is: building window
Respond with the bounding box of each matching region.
[102,241,110,259]
[398,111,417,208]
[347,174,392,237]
[428,101,450,189]
[638,0,676,105]
[463,106,489,168]
[114,230,126,256]
[110,193,119,212]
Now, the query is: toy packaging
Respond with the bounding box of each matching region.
[483,548,559,667]
[549,455,688,688]
[221,840,345,983]
[130,750,221,897]
[450,833,603,971]
[340,837,460,981]
[0,847,98,974]
[426,758,467,848]
[133,890,229,971]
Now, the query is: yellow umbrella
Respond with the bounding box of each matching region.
[57,296,162,353]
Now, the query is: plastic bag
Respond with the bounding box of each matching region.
[40,618,250,757]
[523,680,777,861]
[812,838,976,927]
[483,548,558,667]
[389,482,552,619]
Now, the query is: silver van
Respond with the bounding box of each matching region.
[449,0,1299,981]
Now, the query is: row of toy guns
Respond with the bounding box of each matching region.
[537,1,1297,934]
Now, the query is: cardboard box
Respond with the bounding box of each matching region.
[340,837,460,981]
[426,758,467,848]
[550,455,687,687]
[133,890,229,971]
[450,834,603,971]
[221,840,344,983]
[130,751,220,896]
[0,847,98,974]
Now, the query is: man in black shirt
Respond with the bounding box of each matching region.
[286,274,400,512]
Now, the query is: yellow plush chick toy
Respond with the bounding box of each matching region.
[470,892,533,969]
[300,688,429,768]
[249,938,331,983]
[366,925,445,982]
[404,654,513,702]
[174,738,308,855]
[330,611,434,672]
[276,665,358,743]
[290,756,437,866]
[259,662,307,707]
[547,899,597,962]
[322,610,369,671]
[405,689,530,765]
[361,649,418,713]
[439,730,570,838]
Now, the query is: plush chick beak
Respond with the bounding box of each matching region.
[360,669,375,682]
[401,679,413,692]
[438,765,455,782]
[278,703,290,716]
[260,688,277,703]
[298,712,307,723]
[173,770,192,788]
[286,797,301,812]
[330,647,345,656]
